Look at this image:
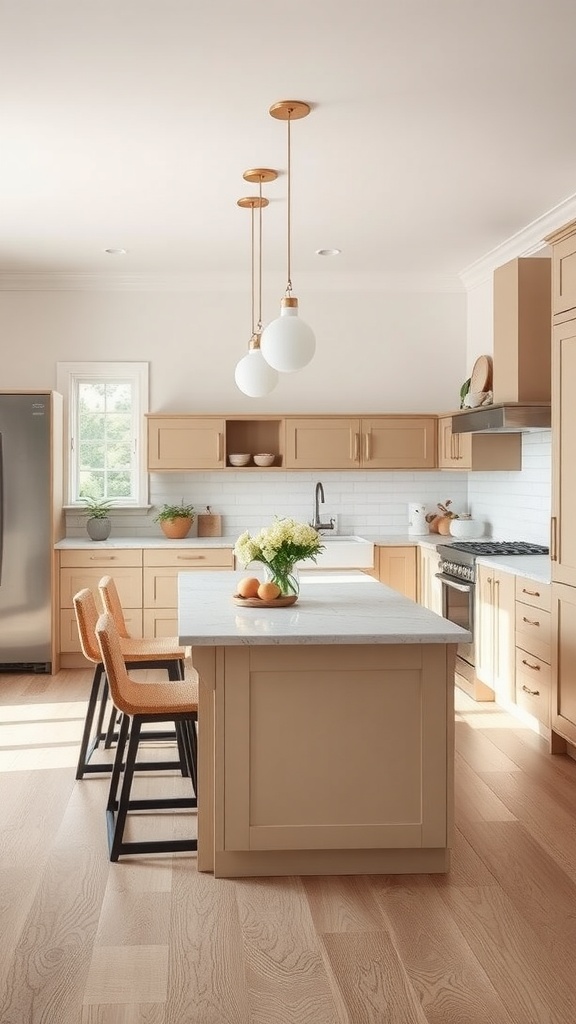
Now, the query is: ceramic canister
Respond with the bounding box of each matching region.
[408,503,429,536]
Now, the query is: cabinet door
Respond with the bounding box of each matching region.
[551,231,576,316]
[475,565,515,702]
[552,318,576,586]
[377,546,417,600]
[60,566,142,609]
[284,418,360,469]
[551,581,576,744]
[418,546,443,615]
[147,416,225,470]
[437,417,471,469]
[143,550,233,609]
[362,417,437,469]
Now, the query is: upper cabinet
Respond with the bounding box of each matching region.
[148,413,437,471]
[437,415,521,471]
[493,257,551,403]
[284,416,437,470]
[147,416,226,470]
[546,218,576,316]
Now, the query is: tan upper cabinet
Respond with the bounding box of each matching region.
[284,416,437,470]
[545,218,576,316]
[493,257,551,403]
[437,415,522,471]
[147,415,225,470]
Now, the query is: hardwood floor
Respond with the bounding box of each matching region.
[1,668,576,1023]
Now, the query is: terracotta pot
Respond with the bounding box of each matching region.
[160,517,193,539]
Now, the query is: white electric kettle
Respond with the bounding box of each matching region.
[408,503,428,536]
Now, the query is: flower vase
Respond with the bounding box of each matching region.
[265,564,300,599]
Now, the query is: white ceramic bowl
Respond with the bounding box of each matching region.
[449,517,484,539]
[253,453,275,467]
[228,453,251,467]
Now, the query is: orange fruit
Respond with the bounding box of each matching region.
[257,581,281,601]
[237,576,261,598]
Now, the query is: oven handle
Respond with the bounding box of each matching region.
[435,572,474,593]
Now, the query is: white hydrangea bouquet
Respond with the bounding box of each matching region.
[234,517,325,598]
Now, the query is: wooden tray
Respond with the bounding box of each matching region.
[232,594,298,608]
[470,354,493,393]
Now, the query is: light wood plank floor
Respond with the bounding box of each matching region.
[1,668,576,1023]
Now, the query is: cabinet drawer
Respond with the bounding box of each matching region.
[143,548,233,568]
[144,558,232,609]
[60,567,142,609]
[514,577,551,612]
[515,603,551,663]
[143,609,178,639]
[59,549,142,569]
[515,648,550,726]
[60,607,143,653]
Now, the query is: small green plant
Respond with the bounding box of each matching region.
[154,500,195,523]
[80,496,114,519]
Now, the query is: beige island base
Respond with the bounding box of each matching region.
[179,571,470,878]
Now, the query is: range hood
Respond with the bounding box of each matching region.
[452,403,551,434]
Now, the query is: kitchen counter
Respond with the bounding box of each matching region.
[475,553,551,584]
[54,536,236,550]
[178,569,470,646]
[180,570,467,878]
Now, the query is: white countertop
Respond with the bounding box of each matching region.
[177,570,472,647]
[54,536,236,550]
[475,553,551,584]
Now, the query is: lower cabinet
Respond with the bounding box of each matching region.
[551,581,576,746]
[143,547,234,637]
[59,544,234,663]
[370,545,417,600]
[475,564,516,703]
[59,549,143,665]
[515,577,551,727]
[418,545,443,615]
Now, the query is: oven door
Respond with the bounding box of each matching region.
[435,572,475,667]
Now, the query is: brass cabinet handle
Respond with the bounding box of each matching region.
[89,555,117,561]
[353,432,360,461]
[176,554,206,561]
[550,516,558,562]
[522,616,540,627]
[364,432,370,461]
[450,433,455,460]
[217,433,223,462]
[521,658,541,671]
[457,434,462,460]
[521,587,540,597]
[521,684,540,696]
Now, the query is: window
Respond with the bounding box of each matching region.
[57,362,149,506]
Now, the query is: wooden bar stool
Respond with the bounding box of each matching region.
[73,588,190,779]
[98,574,188,677]
[95,611,198,861]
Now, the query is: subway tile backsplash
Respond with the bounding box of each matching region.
[65,431,552,544]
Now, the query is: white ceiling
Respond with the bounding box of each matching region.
[2,0,576,284]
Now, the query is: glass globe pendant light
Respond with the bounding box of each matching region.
[260,100,315,374]
[234,168,279,398]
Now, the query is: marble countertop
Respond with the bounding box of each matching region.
[178,569,471,647]
[54,536,236,550]
[474,553,551,584]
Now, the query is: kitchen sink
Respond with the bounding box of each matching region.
[299,535,374,569]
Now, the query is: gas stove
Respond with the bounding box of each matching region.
[437,540,549,584]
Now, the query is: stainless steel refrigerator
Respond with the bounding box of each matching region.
[0,392,63,672]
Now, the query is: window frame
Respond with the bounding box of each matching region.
[56,361,149,507]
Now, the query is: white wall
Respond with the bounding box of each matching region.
[467,431,551,545]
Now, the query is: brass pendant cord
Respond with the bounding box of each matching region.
[286,112,292,296]
[257,176,263,333]
[250,202,256,336]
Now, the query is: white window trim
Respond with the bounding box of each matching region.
[56,361,149,507]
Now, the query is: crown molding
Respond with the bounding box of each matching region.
[459,192,576,290]
[0,269,464,294]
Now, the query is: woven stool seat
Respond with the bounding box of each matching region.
[98,574,188,662]
[96,611,198,861]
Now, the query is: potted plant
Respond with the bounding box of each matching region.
[81,496,113,542]
[154,500,195,539]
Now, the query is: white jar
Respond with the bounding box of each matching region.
[449,516,484,540]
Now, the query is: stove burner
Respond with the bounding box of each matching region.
[447,541,549,556]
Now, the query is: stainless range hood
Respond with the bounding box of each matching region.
[452,403,551,434]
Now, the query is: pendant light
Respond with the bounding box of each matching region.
[234,168,279,398]
[260,100,315,374]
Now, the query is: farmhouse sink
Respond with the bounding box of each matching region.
[299,535,374,569]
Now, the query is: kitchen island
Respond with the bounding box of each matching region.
[178,570,470,878]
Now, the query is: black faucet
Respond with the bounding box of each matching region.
[311,481,335,532]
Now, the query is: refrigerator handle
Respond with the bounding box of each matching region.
[0,432,3,585]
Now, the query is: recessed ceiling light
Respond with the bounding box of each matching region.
[104,248,128,255]
[315,248,341,257]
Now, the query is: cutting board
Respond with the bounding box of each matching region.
[197,513,222,537]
